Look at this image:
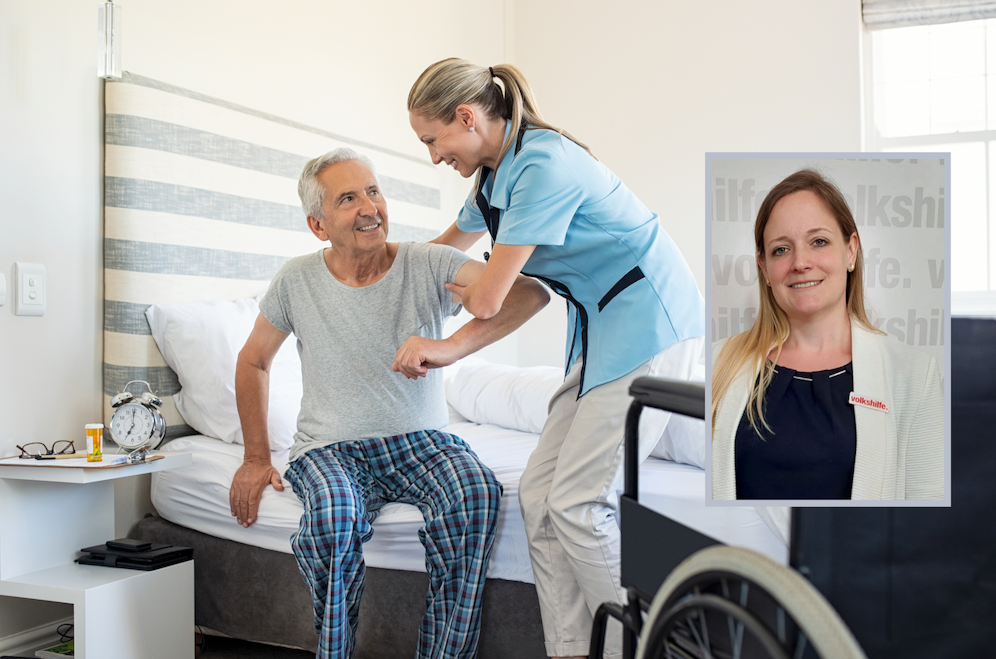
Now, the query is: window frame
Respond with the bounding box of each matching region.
[862,22,989,314]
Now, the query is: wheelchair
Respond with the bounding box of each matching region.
[588,376,862,659]
[590,317,996,659]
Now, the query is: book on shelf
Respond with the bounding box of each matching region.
[35,640,73,658]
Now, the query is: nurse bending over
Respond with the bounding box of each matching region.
[407,58,705,659]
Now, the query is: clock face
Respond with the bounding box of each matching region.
[110,402,158,448]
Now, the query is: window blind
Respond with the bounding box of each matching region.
[863,0,996,29]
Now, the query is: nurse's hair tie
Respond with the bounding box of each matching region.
[489,66,495,78]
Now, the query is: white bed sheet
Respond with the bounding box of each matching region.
[151,422,786,585]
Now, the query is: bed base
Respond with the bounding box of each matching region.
[130,516,546,658]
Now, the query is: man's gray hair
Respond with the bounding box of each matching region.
[298,147,378,220]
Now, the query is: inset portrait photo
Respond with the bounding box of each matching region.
[707,155,949,506]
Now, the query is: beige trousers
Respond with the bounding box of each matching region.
[519,336,704,658]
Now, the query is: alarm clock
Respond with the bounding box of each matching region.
[109,380,167,450]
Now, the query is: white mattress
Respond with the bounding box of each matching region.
[151,422,786,585]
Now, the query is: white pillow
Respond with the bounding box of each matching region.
[649,411,705,467]
[446,363,563,434]
[145,298,302,451]
[444,359,706,468]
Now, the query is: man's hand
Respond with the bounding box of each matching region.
[230,457,284,527]
[392,335,461,379]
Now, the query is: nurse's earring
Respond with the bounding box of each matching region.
[468,126,476,132]
[848,263,855,272]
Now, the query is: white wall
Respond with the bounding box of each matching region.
[510,0,864,366]
[0,0,862,645]
[0,0,103,638]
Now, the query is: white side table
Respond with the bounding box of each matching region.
[0,451,194,659]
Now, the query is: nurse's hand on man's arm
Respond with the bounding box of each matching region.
[393,254,549,379]
[445,244,537,319]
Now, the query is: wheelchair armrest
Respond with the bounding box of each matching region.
[628,376,705,420]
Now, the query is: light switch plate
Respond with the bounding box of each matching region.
[14,262,45,316]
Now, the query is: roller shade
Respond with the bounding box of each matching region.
[863,0,996,29]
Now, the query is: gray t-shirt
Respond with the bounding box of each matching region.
[259,241,471,462]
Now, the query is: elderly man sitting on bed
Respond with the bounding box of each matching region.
[229,147,549,659]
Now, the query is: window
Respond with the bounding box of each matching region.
[866,18,993,312]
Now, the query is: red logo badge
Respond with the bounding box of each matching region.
[849,392,889,413]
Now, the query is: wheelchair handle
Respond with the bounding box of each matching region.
[625,377,705,501]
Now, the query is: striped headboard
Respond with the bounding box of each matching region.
[103,72,443,441]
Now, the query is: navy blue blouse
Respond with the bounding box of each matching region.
[735,362,857,500]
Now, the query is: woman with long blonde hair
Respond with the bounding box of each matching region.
[408,58,705,659]
[712,169,943,501]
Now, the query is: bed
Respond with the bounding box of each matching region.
[128,292,785,656]
[101,71,785,657]
[131,359,786,657]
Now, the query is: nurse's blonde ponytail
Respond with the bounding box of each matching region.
[408,58,593,168]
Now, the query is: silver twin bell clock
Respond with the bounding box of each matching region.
[109,380,167,451]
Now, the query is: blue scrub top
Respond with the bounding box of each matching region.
[457,127,704,396]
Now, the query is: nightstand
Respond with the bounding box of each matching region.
[0,451,194,659]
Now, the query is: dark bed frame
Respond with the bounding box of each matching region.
[130,515,547,658]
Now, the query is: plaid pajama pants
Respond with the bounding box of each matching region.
[284,430,502,659]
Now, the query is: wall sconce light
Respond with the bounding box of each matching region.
[98,1,121,79]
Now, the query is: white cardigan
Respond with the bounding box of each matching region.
[712,322,944,500]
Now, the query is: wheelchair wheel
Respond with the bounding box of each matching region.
[635,546,865,659]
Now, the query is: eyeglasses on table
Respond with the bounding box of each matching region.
[16,441,76,459]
